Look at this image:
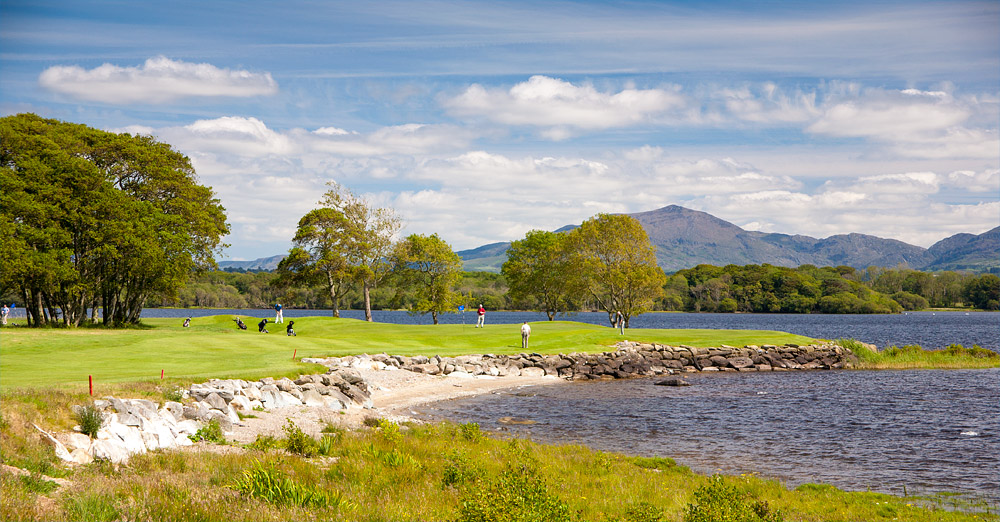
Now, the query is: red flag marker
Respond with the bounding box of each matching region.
[89,375,93,396]
[292,349,297,360]
[161,369,164,380]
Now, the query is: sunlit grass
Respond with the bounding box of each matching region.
[0,315,816,390]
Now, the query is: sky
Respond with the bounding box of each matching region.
[1,0,998,261]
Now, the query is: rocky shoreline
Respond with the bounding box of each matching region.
[44,341,861,465]
[306,340,862,379]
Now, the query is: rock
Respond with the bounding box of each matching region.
[33,424,73,462]
[204,392,228,411]
[230,395,252,411]
[655,377,691,386]
[163,401,184,422]
[92,439,130,463]
[301,389,326,407]
[410,363,442,375]
[498,416,536,425]
[275,377,295,392]
[727,356,754,369]
[520,367,546,377]
[339,369,365,385]
[206,410,234,433]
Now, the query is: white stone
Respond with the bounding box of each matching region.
[64,433,93,451]
[92,439,130,463]
[142,430,160,451]
[279,390,303,406]
[226,404,240,425]
[230,395,252,411]
[107,423,146,455]
[69,448,94,465]
[244,386,262,401]
[301,389,326,407]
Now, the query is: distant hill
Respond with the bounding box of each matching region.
[457,205,996,273]
[924,226,1000,272]
[217,255,286,271]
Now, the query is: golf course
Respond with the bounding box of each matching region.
[0,316,817,390]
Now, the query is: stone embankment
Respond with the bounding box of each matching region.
[49,367,373,465]
[306,341,859,380]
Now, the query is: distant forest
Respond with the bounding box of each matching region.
[138,264,999,313]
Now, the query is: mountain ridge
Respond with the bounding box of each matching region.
[457,205,998,273]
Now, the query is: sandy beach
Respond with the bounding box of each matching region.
[227,368,562,444]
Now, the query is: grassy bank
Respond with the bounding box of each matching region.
[1,389,994,522]
[840,339,1000,370]
[0,316,816,390]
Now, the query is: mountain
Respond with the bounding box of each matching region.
[217,255,286,271]
[924,226,1000,272]
[457,205,993,273]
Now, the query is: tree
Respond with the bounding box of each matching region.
[282,183,401,321]
[0,113,228,326]
[392,233,462,324]
[501,230,578,320]
[277,207,355,317]
[322,183,401,322]
[566,214,666,327]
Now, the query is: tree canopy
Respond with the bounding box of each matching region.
[501,229,578,320]
[0,113,228,326]
[391,233,463,324]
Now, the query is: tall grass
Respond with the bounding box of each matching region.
[839,338,1000,369]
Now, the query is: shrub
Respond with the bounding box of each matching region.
[74,405,105,438]
[282,419,317,457]
[188,419,225,444]
[442,451,479,488]
[684,475,783,522]
[376,419,402,445]
[460,422,483,442]
[457,462,571,522]
[162,388,185,402]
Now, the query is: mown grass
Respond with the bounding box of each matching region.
[0,397,994,522]
[839,339,1000,370]
[0,315,817,390]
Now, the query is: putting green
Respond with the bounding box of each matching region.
[0,315,816,390]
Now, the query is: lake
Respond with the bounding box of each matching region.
[424,368,1000,504]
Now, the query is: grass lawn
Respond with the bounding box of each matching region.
[0,315,816,390]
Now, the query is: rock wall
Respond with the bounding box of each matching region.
[307,341,858,380]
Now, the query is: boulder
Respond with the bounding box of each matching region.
[301,389,326,407]
[204,392,228,411]
[728,356,754,369]
[655,377,691,386]
[520,367,546,377]
[91,439,130,463]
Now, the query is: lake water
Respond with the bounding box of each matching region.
[140,308,999,351]
[424,368,1000,504]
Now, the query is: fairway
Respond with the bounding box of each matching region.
[0,315,817,390]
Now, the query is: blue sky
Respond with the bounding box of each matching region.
[2,0,998,260]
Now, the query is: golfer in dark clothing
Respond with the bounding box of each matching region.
[258,318,269,333]
[286,320,296,336]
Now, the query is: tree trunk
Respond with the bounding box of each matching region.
[363,280,373,322]
[546,310,555,321]
[431,310,439,325]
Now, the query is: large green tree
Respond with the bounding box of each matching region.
[0,113,228,326]
[501,229,578,320]
[392,233,462,324]
[566,214,666,327]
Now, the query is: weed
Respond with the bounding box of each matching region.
[162,388,185,402]
[246,434,281,452]
[321,421,343,434]
[460,422,484,442]
[376,418,402,445]
[230,460,348,509]
[684,475,783,522]
[362,415,382,428]
[457,460,571,522]
[63,493,120,522]
[74,405,105,438]
[613,501,667,522]
[188,419,226,444]
[364,443,417,468]
[282,418,317,457]
[633,456,690,474]
[236,411,257,420]
[442,451,479,488]
[17,473,59,494]
[317,434,338,456]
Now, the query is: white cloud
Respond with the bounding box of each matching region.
[443,75,688,138]
[38,56,278,104]
[716,83,819,124]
